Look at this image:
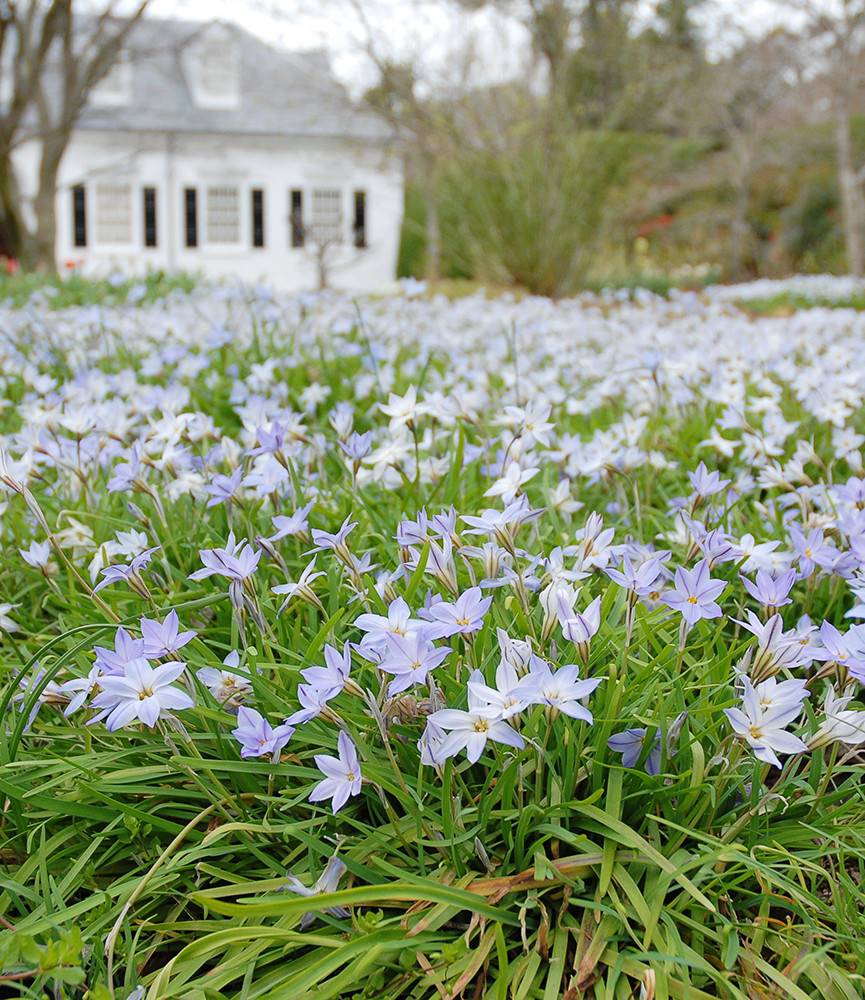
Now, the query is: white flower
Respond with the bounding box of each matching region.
[548,479,583,515]
[280,854,349,929]
[724,675,808,768]
[737,533,783,573]
[59,666,102,716]
[467,665,539,720]
[426,706,524,764]
[529,660,603,722]
[197,650,251,705]
[90,658,194,730]
[0,602,19,633]
[810,685,865,748]
[354,596,426,655]
[379,386,418,429]
[272,558,326,613]
[484,462,539,503]
[114,529,150,558]
[20,539,51,569]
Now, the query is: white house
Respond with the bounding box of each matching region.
[13,19,404,292]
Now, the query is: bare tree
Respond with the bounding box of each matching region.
[788,0,865,275]
[290,199,367,290]
[711,29,800,278]
[0,0,150,270]
[342,0,474,283]
[456,0,575,96]
[0,1,66,259]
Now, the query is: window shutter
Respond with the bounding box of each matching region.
[290,189,304,247]
[72,185,87,248]
[143,187,157,248]
[252,188,265,248]
[353,190,367,249]
[184,187,198,248]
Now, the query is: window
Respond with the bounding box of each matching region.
[72,185,87,247]
[251,188,265,248]
[290,189,304,247]
[94,182,132,244]
[311,188,343,245]
[90,51,133,107]
[185,26,240,109]
[206,185,240,244]
[353,190,367,249]
[143,187,157,248]
[184,188,198,248]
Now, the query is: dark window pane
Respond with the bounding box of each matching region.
[143,187,157,248]
[353,190,367,249]
[252,188,265,248]
[72,185,87,247]
[184,187,197,248]
[290,189,304,247]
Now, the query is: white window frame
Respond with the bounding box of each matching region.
[204,184,242,248]
[310,187,345,246]
[93,181,135,246]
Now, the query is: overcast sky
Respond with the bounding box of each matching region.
[147,0,799,95]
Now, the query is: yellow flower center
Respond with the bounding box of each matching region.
[474,719,489,733]
[687,595,698,605]
[138,688,153,700]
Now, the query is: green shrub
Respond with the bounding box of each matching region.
[438,130,634,297]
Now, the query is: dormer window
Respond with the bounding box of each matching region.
[185,25,240,110]
[90,50,133,107]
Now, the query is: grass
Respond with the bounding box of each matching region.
[419,273,719,301]
[0,268,197,309]
[738,291,865,315]
[1,279,865,998]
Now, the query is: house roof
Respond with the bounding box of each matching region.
[74,17,391,142]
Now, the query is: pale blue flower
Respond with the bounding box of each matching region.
[309,731,362,813]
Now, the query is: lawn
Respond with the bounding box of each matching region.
[2,276,865,998]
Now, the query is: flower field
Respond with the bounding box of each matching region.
[3,278,865,998]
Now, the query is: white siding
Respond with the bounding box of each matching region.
[13,129,404,293]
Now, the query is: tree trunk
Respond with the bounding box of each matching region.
[30,132,69,273]
[835,101,865,277]
[729,140,752,281]
[0,134,28,261]
[423,181,440,283]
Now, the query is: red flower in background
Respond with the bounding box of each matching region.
[636,214,674,238]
